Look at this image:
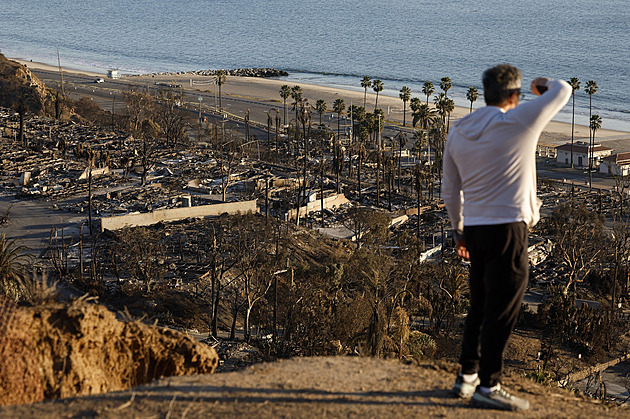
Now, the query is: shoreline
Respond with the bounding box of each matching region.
[10,56,630,151]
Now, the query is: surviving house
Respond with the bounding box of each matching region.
[556,141,613,168]
[536,142,557,159]
[600,152,630,176]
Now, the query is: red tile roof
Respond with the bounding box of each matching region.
[556,142,612,153]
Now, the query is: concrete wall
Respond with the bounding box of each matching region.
[101,199,257,231]
[561,353,630,386]
[287,193,349,220]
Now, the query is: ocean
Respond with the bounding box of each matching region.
[1,0,629,131]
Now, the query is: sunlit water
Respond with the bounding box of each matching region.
[1,0,629,131]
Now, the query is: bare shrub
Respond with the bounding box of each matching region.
[407,331,437,360]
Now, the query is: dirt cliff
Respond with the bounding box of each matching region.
[0,297,218,406]
[0,53,55,115]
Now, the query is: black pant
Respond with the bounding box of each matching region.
[459,222,528,387]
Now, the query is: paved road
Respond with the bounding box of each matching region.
[0,197,84,259]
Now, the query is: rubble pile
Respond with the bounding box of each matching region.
[0,113,133,199]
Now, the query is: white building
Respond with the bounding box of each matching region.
[107,69,120,79]
[556,141,612,168]
[600,152,630,176]
[536,142,557,158]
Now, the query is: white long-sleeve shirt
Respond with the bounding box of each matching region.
[443,79,572,235]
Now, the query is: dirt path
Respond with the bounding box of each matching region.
[1,357,622,418]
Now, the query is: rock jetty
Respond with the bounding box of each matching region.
[133,68,289,78]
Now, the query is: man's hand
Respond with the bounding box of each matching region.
[531,77,550,96]
[456,240,470,260]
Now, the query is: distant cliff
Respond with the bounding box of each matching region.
[0,54,55,115]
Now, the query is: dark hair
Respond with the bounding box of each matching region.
[482,64,522,106]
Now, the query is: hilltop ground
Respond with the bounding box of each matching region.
[1,356,624,418]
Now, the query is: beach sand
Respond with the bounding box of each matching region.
[12,57,630,152]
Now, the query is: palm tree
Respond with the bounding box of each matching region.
[409,97,422,127]
[590,114,602,148]
[568,77,581,168]
[440,77,452,97]
[466,87,478,113]
[0,234,32,302]
[361,76,372,108]
[434,92,448,126]
[315,99,327,126]
[372,79,384,112]
[585,80,598,174]
[333,98,345,139]
[422,81,434,105]
[279,85,291,129]
[399,86,411,127]
[445,97,455,131]
[413,129,428,161]
[395,131,406,191]
[214,70,227,110]
[291,85,303,125]
[413,103,434,129]
[589,113,602,190]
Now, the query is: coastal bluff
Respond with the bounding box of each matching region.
[0,53,55,115]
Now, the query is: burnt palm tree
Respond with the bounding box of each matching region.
[585,80,598,175]
[568,77,581,168]
[279,85,291,129]
[422,81,434,105]
[315,99,327,126]
[214,70,227,111]
[372,79,384,112]
[589,113,602,190]
[440,77,452,97]
[14,98,28,146]
[361,76,372,108]
[395,131,407,191]
[399,86,411,127]
[333,98,345,139]
[466,87,478,113]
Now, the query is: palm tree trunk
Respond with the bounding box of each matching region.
[358,151,362,199]
[376,151,380,207]
[571,94,575,168]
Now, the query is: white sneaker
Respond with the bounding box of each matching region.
[471,384,530,411]
[451,375,480,399]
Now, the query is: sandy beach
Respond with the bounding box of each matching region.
[12,57,630,152]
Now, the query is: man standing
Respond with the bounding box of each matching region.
[442,64,571,411]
